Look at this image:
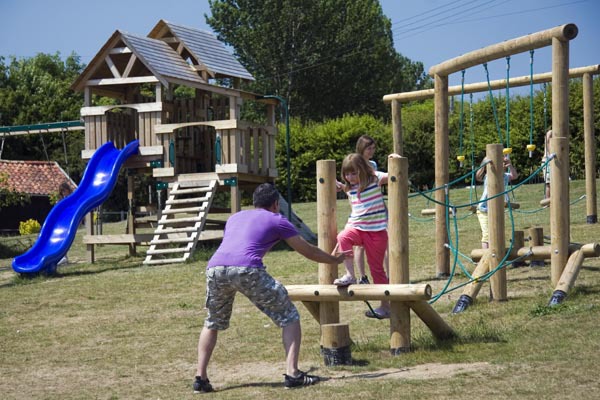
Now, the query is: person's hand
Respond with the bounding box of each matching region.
[335,180,345,192]
[333,249,353,263]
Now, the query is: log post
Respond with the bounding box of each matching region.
[582,72,597,224]
[321,323,352,365]
[452,252,490,313]
[550,29,571,285]
[486,144,507,301]
[391,99,403,155]
[548,249,585,306]
[510,230,525,267]
[409,301,455,340]
[550,137,570,286]
[127,175,136,256]
[388,156,411,354]
[434,73,450,278]
[316,160,339,324]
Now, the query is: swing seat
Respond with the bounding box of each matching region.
[421,208,436,216]
[540,198,551,207]
[505,202,520,210]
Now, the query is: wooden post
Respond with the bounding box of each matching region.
[316,160,339,324]
[550,30,571,286]
[409,301,455,340]
[486,144,507,301]
[511,230,525,266]
[452,252,490,313]
[127,175,136,256]
[549,249,585,306]
[582,72,597,223]
[321,323,352,365]
[434,73,450,278]
[388,156,410,354]
[391,99,403,155]
[529,227,544,246]
[388,157,409,283]
[550,137,570,286]
[85,213,95,263]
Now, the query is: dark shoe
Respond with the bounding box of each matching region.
[530,260,545,267]
[193,376,214,393]
[358,275,370,284]
[365,307,390,319]
[284,370,320,389]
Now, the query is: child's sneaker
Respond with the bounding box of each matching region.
[193,376,214,393]
[333,274,356,286]
[284,370,320,388]
[358,275,370,284]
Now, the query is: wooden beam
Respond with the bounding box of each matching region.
[429,24,577,76]
[286,284,431,302]
[383,64,600,103]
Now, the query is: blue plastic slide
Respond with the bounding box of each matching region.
[12,140,140,275]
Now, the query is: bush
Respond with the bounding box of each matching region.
[19,219,41,236]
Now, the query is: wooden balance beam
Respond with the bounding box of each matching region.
[287,283,454,342]
[286,283,431,301]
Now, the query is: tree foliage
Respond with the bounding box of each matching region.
[206,0,430,121]
[0,53,86,181]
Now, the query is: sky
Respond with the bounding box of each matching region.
[1,0,598,98]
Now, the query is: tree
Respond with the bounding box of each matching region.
[0,53,86,181]
[206,0,430,121]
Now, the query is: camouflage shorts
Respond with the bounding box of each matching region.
[204,266,299,330]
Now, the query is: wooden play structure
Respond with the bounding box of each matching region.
[288,158,454,357]
[383,23,600,307]
[69,20,282,265]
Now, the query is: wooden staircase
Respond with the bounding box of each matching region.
[143,179,218,265]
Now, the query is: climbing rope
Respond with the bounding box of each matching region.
[483,63,503,145]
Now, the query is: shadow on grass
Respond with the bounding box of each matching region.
[0,259,144,288]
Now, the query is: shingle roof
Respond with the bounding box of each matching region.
[155,21,255,82]
[0,161,76,196]
[119,31,207,85]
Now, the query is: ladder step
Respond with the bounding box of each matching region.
[150,237,194,245]
[146,247,189,255]
[166,196,209,205]
[159,216,202,224]
[143,257,187,265]
[154,227,200,234]
[161,206,203,214]
[171,187,211,195]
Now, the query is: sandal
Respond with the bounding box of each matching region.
[365,308,390,319]
[333,274,356,286]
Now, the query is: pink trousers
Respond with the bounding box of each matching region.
[337,228,388,284]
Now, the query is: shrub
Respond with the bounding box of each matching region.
[19,219,41,236]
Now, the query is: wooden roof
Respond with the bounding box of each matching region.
[0,160,76,196]
[71,20,254,95]
[148,20,255,82]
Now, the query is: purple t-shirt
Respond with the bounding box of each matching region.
[207,208,299,268]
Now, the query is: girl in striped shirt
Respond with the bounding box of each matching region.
[334,152,400,318]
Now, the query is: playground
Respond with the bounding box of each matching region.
[1,178,599,398]
[1,16,599,398]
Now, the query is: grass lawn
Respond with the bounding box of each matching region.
[0,179,599,399]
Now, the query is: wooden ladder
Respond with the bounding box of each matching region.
[143,179,218,265]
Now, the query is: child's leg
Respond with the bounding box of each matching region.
[355,246,367,280]
[336,228,362,279]
[363,231,388,284]
[362,231,389,312]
